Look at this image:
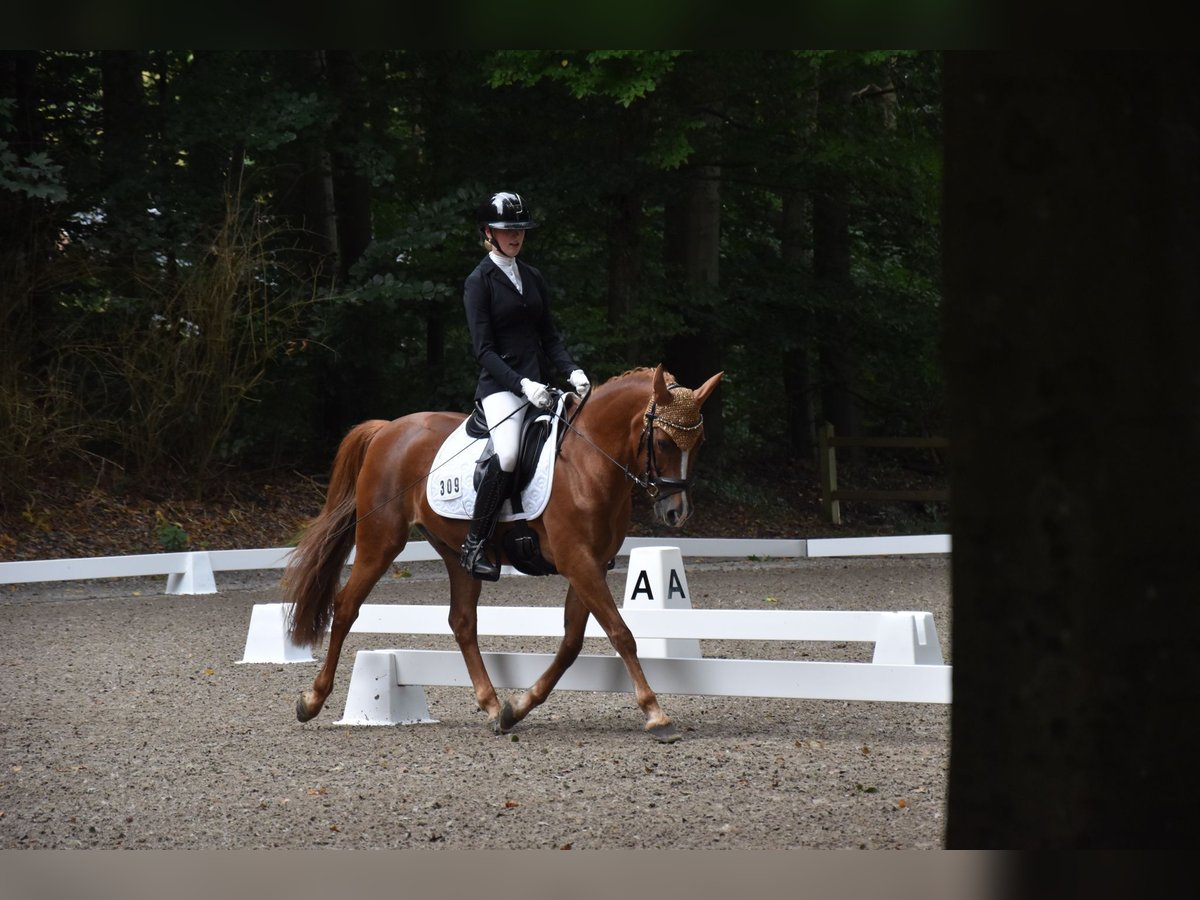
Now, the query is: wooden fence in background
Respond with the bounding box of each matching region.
[818,423,948,524]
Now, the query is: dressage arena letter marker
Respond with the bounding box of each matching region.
[627,568,688,602]
[622,546,700,659]
[629,571,654,601]
[669,569,686,599]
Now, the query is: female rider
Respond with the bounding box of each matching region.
[459,191,590,580]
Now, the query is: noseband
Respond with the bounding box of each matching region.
[639,384,704,500]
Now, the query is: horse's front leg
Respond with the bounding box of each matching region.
[443,561,504,728]
[600,616,679,743]
[556,568,680,743]
[500,584,590,732]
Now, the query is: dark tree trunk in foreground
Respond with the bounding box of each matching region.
[943,52,1200,849]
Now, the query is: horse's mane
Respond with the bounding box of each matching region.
[604,366,676,386]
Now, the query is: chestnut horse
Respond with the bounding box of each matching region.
[283,364,722,742]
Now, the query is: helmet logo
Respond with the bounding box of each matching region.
[491,192,524,216]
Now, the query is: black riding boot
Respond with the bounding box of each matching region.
[460,456,514,581]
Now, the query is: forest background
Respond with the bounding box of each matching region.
[0,50,945,557]
[5,50,1194,854]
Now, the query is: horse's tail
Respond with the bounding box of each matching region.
[285,419,389,648]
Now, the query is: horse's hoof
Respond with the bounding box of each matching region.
[647,721,682,743]
[498,700,518,733]
[296,696,318,723]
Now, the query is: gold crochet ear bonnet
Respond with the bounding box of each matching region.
[644,374,705,451]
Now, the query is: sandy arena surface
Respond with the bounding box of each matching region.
[0,554,951,850]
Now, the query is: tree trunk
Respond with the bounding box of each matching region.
[100,51,146,267]
[409,51,470,394]
[306,143,339,266]
[0,51,41,358]
[664,165,724,449]
[326,50,373,285]
[275,51,338,281]
[425,304,445,399]
[943,51,1200,849]
[780,187,817,459]
[179,52,228,209]
[604,103,647,361]
[812,67,863,462]
[606,188,642,353]
[151,50,182,284]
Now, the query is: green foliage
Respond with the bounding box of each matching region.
[21,503,52,532]
[486,51,684,107]
[244,90,331,152]
[0,99,67,202]
[484,50,702,170]
[1,49,945,508]
[154,513,189,551]
[51,187,324,486]
[703,469,796,517]
[0,362,94,509]
[329,184,483,417]
[0,146,67,201]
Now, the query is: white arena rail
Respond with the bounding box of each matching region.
[235,546,951,723]
[239,603,945,665]
[336,648,951,726]
[332,602,950,725]
[0,534,949,594]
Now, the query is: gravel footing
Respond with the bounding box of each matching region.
[0,555,950,850]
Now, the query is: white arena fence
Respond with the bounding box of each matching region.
[237,545,952,721]
[0,539,952,716]
[0,534,949,594]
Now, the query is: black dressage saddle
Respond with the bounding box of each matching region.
[464,399,560,576]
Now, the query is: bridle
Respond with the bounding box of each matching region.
[556,382,703,500]
[637,387,703,499]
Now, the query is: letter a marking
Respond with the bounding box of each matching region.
[631,570,654,600]
[669,569,687,600]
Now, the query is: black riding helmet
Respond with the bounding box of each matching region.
[477,192,537,251]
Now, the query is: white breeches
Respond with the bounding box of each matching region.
[481,390,524,471]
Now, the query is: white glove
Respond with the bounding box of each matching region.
[520,378,553,409]
[568,369,591,397]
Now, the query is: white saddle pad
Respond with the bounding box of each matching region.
[426,399,563,522]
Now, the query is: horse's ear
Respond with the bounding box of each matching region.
[652,364,672,405]
[694,371,724,407]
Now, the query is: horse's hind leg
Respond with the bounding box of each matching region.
[296,545,398,722]
[500,585,590,732]
[440,550,505,728]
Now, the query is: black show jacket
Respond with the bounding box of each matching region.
[463,255,579,402]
